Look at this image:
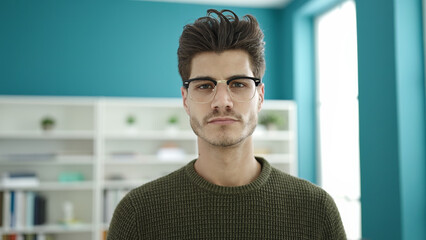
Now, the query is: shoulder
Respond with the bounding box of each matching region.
[269,168,323,192]
[267,167,333,206]
[267,168,346,238]
[128,165,187,201]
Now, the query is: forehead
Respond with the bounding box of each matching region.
[190,50,254,79]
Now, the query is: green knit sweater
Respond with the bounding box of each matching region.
[107,157,346,239]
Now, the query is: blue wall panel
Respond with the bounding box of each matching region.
[0,0,283,99]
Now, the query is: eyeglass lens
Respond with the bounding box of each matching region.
[188,79,256,103]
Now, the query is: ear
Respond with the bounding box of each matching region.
[181,87,190,115]
[257,83,265,112]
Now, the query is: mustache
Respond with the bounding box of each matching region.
[203,109,242,123]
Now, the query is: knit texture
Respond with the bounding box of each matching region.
[107,157,346,239]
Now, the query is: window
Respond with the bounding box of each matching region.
[315,1,361,239]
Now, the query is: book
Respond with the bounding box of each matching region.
[15,190,25,228]
[3,191,11,229]
[10,191,15,228]
[34,194,46,225]
[8,190,26,229]
[25,192,35,227]
[0,191,3,227]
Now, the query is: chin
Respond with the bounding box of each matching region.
[205,132,249,147]
[207,138,243,148]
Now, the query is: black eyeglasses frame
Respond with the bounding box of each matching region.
[183,76,262,89]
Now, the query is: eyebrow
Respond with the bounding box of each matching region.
[189,74,254,81]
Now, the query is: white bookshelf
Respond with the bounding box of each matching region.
[0,96,297,240]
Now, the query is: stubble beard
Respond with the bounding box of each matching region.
[190,108,257,148]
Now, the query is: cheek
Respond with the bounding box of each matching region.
[241,103,258,122]
[186,104,206,120]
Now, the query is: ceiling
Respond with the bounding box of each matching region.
[143,0,293,8]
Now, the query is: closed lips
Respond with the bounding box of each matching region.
[208,117,238,123]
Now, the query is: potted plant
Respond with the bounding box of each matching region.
[125,115,138,133]
[166,115,179,132]
[41,117,55,131]
[126,115,136,126]
[259,113,284,131]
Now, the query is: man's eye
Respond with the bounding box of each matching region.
[194,82,215,90]
[230,81,246,88]
[200,84,214,89]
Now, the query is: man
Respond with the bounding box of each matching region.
[108,9,346,239]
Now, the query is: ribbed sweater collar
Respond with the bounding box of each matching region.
[184,157,272,195]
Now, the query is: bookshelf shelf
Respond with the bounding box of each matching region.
[0,96,297,240]
[0,158,94,166]
[0,131,95,140]
[0,223,93,234]
[104,155,196,165]
[0,181,94,191]
[104,130,196,140]
[46,181,94,191]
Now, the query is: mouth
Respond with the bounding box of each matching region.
[207,117,239,125]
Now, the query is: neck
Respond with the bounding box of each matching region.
[194,136,261,186]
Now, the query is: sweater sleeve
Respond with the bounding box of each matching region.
[107,192,139,240]
[321,193,347,240]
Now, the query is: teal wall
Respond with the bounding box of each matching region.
[357,0,426,239]
[282,0,426,239]
[0,0,282,99]
[356,1,403,238]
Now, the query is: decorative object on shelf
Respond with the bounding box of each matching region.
[125,114,138,133]
[126,115,136,125]
[105,174,125,181]
[58,172,85,182]
[168,115,179,125]
[259,112,285,131]
[156,142,185,161]
[254,148,272,155]
[109,151,139,161]
[166,114,179,132]
[40,116,55,131]
[62,201,75,225]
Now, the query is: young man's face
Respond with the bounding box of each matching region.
[181,49,265,147]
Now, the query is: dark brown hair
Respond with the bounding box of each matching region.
[177,9,266,81]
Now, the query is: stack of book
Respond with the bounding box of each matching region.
[3,191,47,229]
[1,172,39,188]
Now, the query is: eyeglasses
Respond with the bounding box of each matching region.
[183,76,262,103]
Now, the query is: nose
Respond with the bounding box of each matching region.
[211,81,233,110]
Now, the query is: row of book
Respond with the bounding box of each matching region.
[1,234,53,240]
[1,191,47,229]
[103,189,129,224]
